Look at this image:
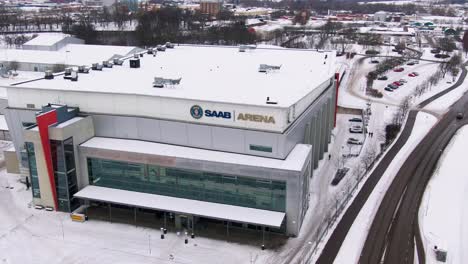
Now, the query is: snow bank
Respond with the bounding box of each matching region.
[419,125,468,264]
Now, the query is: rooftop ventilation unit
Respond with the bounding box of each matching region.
[44,70,54,80]
[78,65,90,73]
[113,58,124,66]
[153,77,182,88]
[259,64,281,73]
[266,96,278,105]
[239,45,257,52]
[165,42,175,49]
[64,67,72,76]
[103,61,113,68]
[130,58,140,68]
[70,71,78,82]
[133,54,140,59]
[157,45,166,52]
[92,63,103,71]
[147,48,154,54]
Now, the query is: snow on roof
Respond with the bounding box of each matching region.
[74,185,286,227]
[23,33,72,46]
[80,137,311,172]
[0,44,141,67]
[15,45,336,108]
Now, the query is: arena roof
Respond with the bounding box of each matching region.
[13,45,336,108]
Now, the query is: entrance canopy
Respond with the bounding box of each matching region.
[74,185,285,228]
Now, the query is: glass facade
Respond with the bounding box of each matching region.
[25,142,41,198]
[88,158,287,212]
[51,138,79,212]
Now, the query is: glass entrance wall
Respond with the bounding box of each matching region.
[87,158,287,212]
[25,142,41,198]
[51,138,79,212]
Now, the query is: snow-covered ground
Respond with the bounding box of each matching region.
[333,111,437,264]
[419,125,468,264]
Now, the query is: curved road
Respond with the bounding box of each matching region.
[359,63,468,264]
[316,62,468,264]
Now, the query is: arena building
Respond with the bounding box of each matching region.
[3,45,338,237]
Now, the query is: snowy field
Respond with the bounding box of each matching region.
[419,125,468,264]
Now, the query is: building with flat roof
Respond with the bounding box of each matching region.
[3,45,338,237]
[22,33,84,51]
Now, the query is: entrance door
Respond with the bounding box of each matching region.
[177,215,193,230]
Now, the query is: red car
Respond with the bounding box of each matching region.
[393,67,404,72]
[408,72,419,77]
[393,81,403,86]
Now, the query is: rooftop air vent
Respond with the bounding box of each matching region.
[133,54,139,59]
[64,67,72,76]
[239,45,256,52]
[44,70,54,80]
[147,48,154,54]
[130,58,140,68]
[157,45,166,52]
[266,96,278,105]
[113,58,124,66]
[92,63,103,71]
[259,64,281,73]
[64,68,73,79]
[153,77,181,88]
[103,61,113,68]
[70,71,78,82]
[78,65,90,73]
[165,42,175,49]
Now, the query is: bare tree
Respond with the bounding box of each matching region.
[463,30,468,56]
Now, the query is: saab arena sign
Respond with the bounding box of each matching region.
[190,105,231,119]
[190,105,275,124]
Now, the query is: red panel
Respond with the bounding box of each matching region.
[334,73,340,127]
[36,110,58,210]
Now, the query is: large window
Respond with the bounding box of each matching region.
[51,138,79,212]
[88,158,286,212]
[25,142,40,198]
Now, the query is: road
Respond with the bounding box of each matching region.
[316,62,468,264]
[359,63,468,264]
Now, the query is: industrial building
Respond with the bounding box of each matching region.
[3,45,338,237]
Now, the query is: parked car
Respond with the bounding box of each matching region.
[384,87,394,92]
[347,138,363,145]
[377,76,388,80]
[393,67,404,72]
[349,117,363,122]
[365,50,380,55]
[371,60,380,64]
[399,79,407,83]
[435,54,450,59]
[430,48,441,54]
[331,168,350,186]
[408,72,419,77]
[456,112,464,120]
[407,62,415,66]
[388,84,398,89]
[393,81,403,86]
[349,126,363,133]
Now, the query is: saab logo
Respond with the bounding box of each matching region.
[190,105,232,120]
[190,105,203,119]
[205,110,231,119]
[238,113,275,124]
